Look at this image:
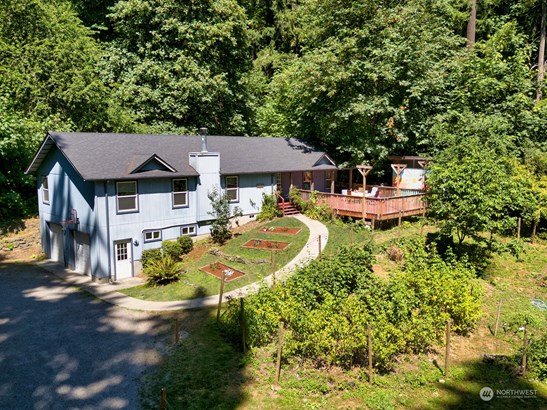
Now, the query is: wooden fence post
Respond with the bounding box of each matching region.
[240,298,247,353]
[216,270,226,322]
[174,318,180,344]
[494,300,502,337]
[522,325,528,375]
[271,250,276,285]
[368,324,373,385]
[274,321,285,386]
[517,217,522,239]
[445,320,451,377]
[160,387,167,410]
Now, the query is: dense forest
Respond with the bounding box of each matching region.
[0,0,546,230]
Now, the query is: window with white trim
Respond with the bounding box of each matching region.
[275,173,282,194]
[116,181,138,212]
[325,170,334,192]
[42,176,50,204]
[144,230,161,242]
[226,176,239,202]
[180,225,196,236]
[172,178,188,207]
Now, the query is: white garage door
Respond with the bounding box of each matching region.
[49,223,64,264]
[74,231,91,275]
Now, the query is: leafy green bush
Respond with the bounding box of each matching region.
[525,334,547,381]
[144,255,184,287]
[207,188,243,244]
[221,239,482,371]
[289,185,307,212]
[162,240,183,260]
[177,235,194,255]
[141,248,162,268]
[257,193,281,221]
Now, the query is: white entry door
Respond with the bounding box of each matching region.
[114,240,133,280]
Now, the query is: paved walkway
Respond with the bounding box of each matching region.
[38,214,328,312]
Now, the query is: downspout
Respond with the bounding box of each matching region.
[104,181,112,283]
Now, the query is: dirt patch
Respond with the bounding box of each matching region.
[242,239,290,251]
[185,241,209,262]
[0,217,42,262]
[200,262,246,281]
[258,226,302,235]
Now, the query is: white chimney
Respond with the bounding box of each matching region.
[200,127,208,152]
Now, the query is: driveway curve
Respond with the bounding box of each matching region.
[0,263,168,409]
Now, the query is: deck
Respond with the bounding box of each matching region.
[298,188,427,221]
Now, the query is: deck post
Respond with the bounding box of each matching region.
[349,168,353,192]
[357,165,373,220]
[391,164,407,196]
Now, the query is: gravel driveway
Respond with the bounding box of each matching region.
[0,263,169,409]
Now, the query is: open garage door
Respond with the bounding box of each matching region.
[48,223,64,264]
[74,231,91,275]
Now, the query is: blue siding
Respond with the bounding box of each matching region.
[36,149,95,271]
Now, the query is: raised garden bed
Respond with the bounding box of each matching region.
[258,226,302,235]
[242,239,290,251]
[199,262,246,281]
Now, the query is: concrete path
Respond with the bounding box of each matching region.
[39,214,328,312]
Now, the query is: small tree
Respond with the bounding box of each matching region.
[208,188,243,244]
[426,139,517,244]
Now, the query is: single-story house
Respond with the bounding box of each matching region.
[25,131,337,282]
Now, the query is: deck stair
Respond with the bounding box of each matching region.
[278,202,299,216]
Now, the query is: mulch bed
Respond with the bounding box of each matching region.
[258,226,302,235]
[242,239,290,251]
[199,262,246,281]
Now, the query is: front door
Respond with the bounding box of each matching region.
[114,240,133,280]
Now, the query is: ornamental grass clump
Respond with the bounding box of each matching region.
[144,255,184,287]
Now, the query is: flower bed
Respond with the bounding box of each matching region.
[199,262,246,281]
[242,239,290,250]
[258,226,302,235]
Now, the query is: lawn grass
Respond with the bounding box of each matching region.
[139,220,547,409]
[121,217,309,301]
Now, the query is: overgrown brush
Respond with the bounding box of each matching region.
[221,238,482,371]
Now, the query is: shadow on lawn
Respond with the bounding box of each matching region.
[140,308,248,410]
[420,358,547,409]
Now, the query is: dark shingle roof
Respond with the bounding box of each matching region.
[26,132,337,180]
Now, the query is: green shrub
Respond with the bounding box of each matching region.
[289,185,307,212]
[526,334,547,381]
[141,248,162,268]
[207,188,243,245]
[221,239,482,372]
[177,235,194,255]
[162,240,183,260]
[257,193,282,221]
[144,255,184,287]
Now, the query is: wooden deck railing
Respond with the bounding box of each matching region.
[298,189,426,221]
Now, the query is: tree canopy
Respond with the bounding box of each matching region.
[0,0,545,229]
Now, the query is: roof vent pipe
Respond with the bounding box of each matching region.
[200,127,208,152]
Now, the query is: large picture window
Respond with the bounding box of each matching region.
[42,176,49,204]
[117,181,138,212]
[173,178,188,207]
[226,176,239,202]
